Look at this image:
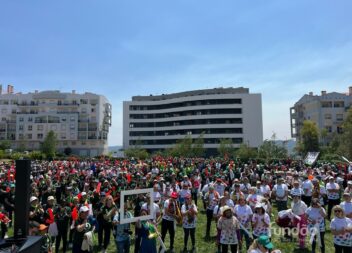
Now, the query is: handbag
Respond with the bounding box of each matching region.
[48,222,58,237]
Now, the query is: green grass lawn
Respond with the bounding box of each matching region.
[98,200,334,253]
[9,201,335,253]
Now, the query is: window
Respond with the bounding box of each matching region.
[27,134,32,140]
[28,117,33,122]
[70,124,75,130]
[336,114,343,121]
[28,125,32,131]
[19,117,24,122]
[61,125,66,131]
[61,133,66,139]
[70,116,75,121]
[61,117,67,122]
[91,108,95,113]
[37,133,43,139]
[51,125,57,131]
[1,109,7,114]
[324,114,332,119]
[19,125,24,131]
[19,133,24,140]
[37,125,43,131]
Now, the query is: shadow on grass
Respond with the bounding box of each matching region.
[292,247,312,253]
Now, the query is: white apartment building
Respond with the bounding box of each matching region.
[290,87,352,140]
[0,86,111,156]
[123,87,263,155]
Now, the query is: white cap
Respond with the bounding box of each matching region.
[79,206,89,213]
[47,196,55,201]
[30,196,38,202]
[81,192,87,196]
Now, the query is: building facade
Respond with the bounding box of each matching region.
[123,87,263,155]
[290,87,352,140]
[0,87,111,156]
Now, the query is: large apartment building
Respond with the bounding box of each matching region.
[0,86,111,156]
[290,87,352,140]
[123,87,263,155]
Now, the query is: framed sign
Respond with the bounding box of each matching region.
[119,188,154,224]
[304,152,320,165]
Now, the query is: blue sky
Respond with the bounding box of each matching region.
[1,0,352,146]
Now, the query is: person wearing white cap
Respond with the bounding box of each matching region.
[326,176,340,220]
[252,203,270,239]
[72,205,92,253]
[29,196,44,234]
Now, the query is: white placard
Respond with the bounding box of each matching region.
[119,188,154,224]
[304,152,320,165]
[341,156,351,163]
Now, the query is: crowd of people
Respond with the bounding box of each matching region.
[0,157,351,253]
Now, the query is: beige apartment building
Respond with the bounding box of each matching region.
[290,87,352,141]
[0,85,111,156]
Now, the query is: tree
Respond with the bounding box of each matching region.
[0,140,11,150]
[235,143,257,161]
[218,139,235,158]
[124,140,149,160]
[337,108,352,159]
[41,130,58,158]
[298,120,320,154]
[192,133,205,157]
[257,140,288,162]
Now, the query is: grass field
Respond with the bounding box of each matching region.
[92,200,334,253]
[9,201,335,253]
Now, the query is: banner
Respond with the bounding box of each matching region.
[304,152,320,165]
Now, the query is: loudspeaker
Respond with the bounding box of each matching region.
[14,159,31,239]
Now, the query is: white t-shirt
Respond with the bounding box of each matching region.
[246,194,264,210]
[302,180,313,196]
[214,183,226,196]
[234,204,253,229]
[252,213,270,236]
[326,182,340,200]
[305,207,326,232]
[340,201,352,216]
[291,200,307,216]
[206,191,219,210]
[290,187,304,197]
[162,199,176,221]
[153,191,161,203]
[273,184,288,201]
[330,217,352,247]
[141,202,160,222]
[217,216,239,244]
[240,183,251,197]
[259,185,271,196]
[181,203,197,228]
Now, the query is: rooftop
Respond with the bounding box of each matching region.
[132,87,250,101]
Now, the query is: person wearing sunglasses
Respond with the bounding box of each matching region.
[330,205,352,253]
